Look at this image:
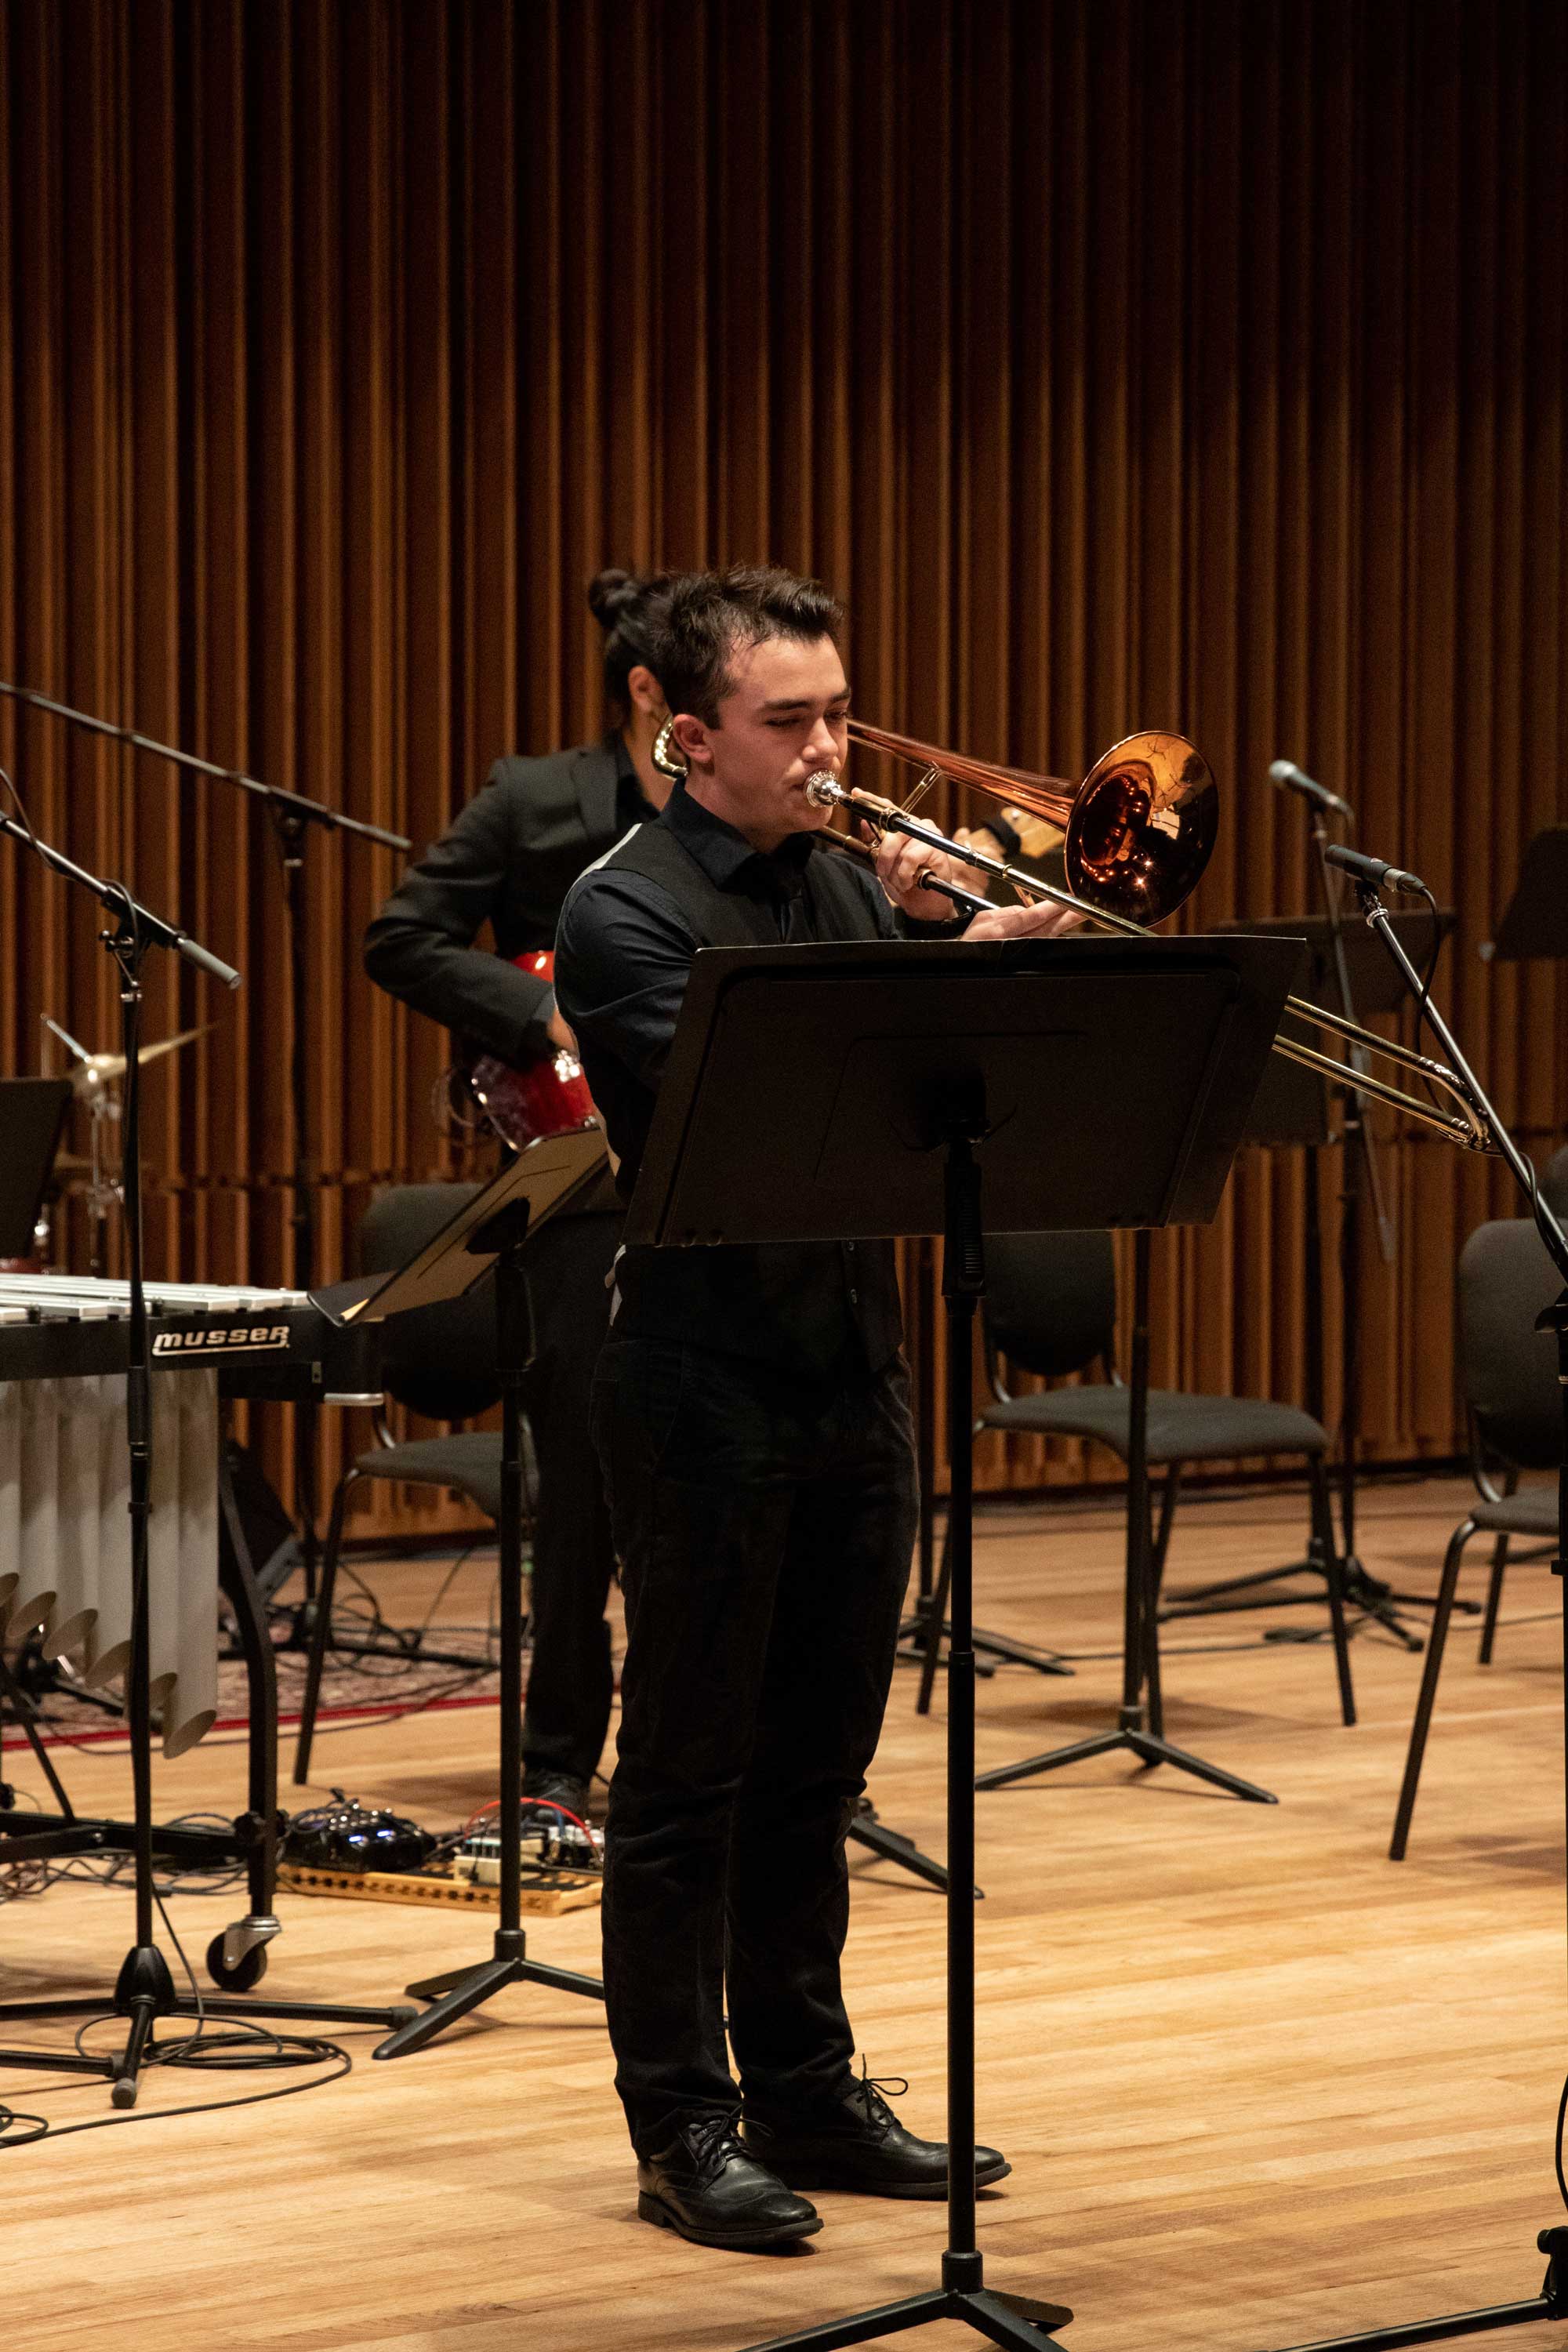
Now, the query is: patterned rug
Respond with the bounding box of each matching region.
[2,1628,504,1751]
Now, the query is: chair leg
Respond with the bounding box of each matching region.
[293,1468,361,1786]
[1143,1468,1181,1738]
[916,1508,956,1718]
[1478,1534,1509,1665]
[1389,1519,1477,1860]
[1308,1454,1356,1728]
[1152,1465,1181,1586]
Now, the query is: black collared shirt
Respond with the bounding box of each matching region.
[556,785,951,1382]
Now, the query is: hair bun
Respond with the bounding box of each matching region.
[587,567,641,627]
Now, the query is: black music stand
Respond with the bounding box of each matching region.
[309,1130,612,2059]
[620,931,1296,2352]
[1480,828,1568,964]
[0,1076,71,1258]
[1480,831,1568,1203]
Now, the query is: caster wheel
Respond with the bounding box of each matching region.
[206,1933,267,1991]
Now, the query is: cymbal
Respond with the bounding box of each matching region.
[65,1024,214,1093]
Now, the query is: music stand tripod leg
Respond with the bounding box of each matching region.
[743,2286,1071,2351]
[848,1798,978,1896]
[738,1123,1073,2352]
[376,1212,603,2062]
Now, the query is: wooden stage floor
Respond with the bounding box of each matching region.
[5,1473,1566,2352]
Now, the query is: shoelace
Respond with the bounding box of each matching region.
[683,2109,747,2182]
[847,2060,909,2135]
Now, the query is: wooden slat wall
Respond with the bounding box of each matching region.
[1,0,1564,1523]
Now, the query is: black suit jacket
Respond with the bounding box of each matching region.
[364,735,636,1059]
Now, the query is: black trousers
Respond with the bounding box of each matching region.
[590,1335,917,2158]
[517,1212,619,1786]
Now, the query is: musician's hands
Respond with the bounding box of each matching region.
[546,1002,579,1054]
[869,821,991,921]
[962,897,1085,942]
[867,817,1083,938]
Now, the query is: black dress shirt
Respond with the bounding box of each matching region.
[556,784,959,1383]
[364,732,655,1059]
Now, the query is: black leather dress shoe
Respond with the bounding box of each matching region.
[521,1766,591,1815]
[744,2074,1010,2202]
[637,2114,823,2249]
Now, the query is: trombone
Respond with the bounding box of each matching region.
[805,719,1494,1155]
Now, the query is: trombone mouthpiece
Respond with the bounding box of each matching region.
[804,771,844,807]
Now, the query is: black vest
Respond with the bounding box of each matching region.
[599,821,905,1385]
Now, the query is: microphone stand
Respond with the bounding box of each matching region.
[1307,812,1426,1649]
[0,681,410,1603]
[1252,880,1568,2352]
[1165,789,1430,1649]
[0,813,414,2100]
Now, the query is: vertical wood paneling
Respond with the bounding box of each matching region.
[0,0,1564,1525]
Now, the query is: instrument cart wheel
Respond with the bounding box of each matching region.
[206,1931,267,1991]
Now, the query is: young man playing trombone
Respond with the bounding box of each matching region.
[555,564,1080,2251]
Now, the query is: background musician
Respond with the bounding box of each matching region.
[363,568,674,1815]
[555,564,1081,2249]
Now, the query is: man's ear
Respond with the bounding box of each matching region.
[670,712,714,771]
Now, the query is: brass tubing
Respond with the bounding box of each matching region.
[808,772,1495,1155]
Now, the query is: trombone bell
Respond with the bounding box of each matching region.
[845,719,1218,927]
[1066,732,1219,926]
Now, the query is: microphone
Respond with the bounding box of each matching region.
[1269,759,1352,820]
[175,931,244,991]
[1323,843,1429,898]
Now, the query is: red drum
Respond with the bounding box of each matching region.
[466,949,598,1151]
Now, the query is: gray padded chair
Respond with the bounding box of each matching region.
[923,1230,1352,1722]
[292,1184,535,1783]
[1470,1156,1568,1664]
[1389,1218,1563,1857]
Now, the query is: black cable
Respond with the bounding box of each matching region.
[0,2104,50,2146]
[1407,880,1449,1116]
[0,1803,256,1904]
[0,759,38,845]
[1555,2067,1568,2214]
[278,1543,501,1686]
[0,2038,350,2149]
[1,1886,352,2146]
[1414,880,1443,1048]
[13,1613,504,1768]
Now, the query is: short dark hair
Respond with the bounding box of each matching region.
[655,565,844,728]
[586,568,673,719]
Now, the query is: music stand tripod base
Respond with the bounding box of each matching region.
[308,1134,615,2060]
[976,1719,1277,1803]
[743,2267,1073,2352]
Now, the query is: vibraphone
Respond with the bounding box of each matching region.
[0,1272,383,1970]
[0,1271,383,1749]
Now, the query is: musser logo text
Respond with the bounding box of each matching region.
[151,1323,292,1356]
